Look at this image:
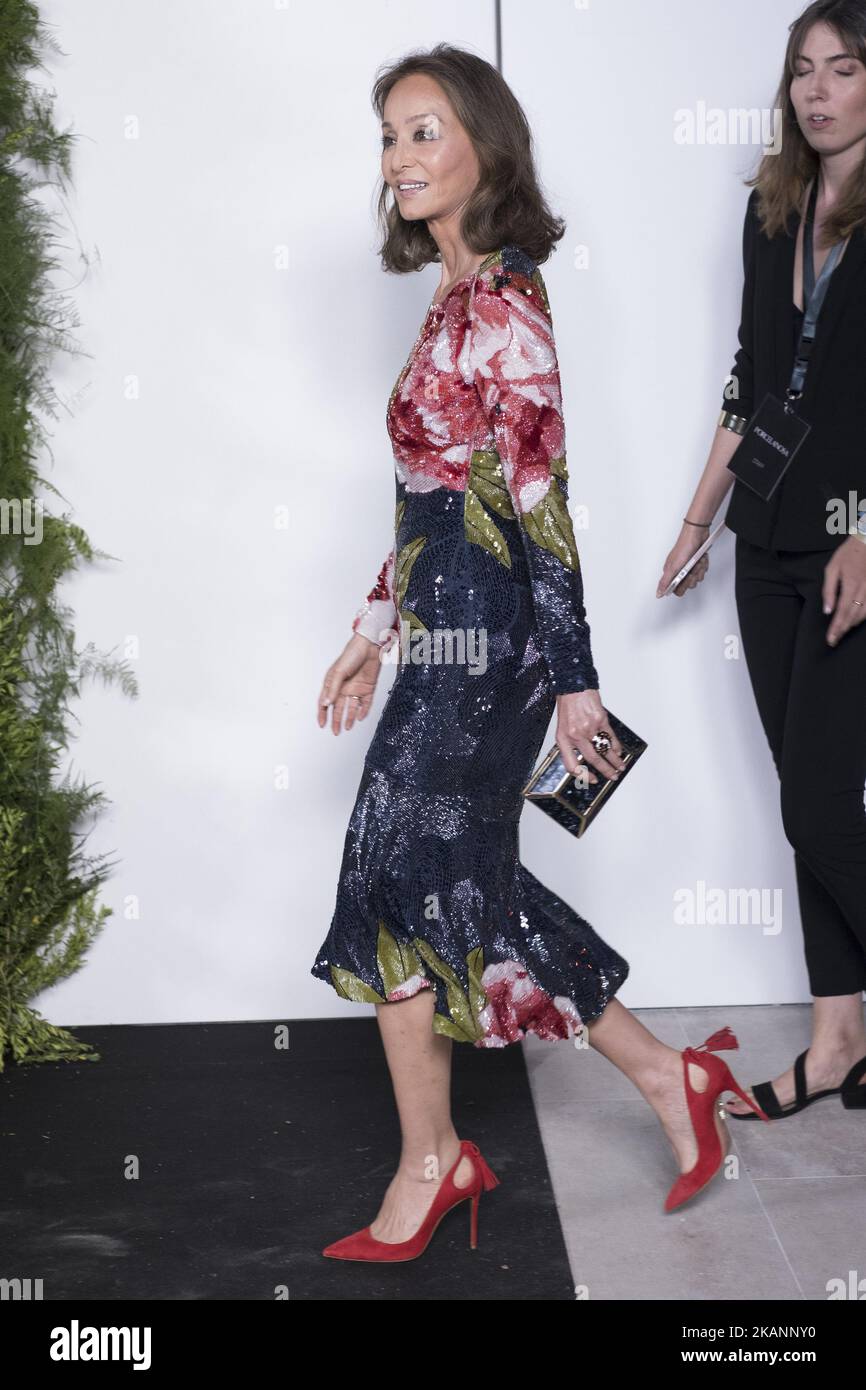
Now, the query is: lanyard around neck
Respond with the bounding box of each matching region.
[787,176,847,404]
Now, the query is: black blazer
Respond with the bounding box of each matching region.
[722,186,866,551]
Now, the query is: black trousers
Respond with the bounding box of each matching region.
[734,535,866,997]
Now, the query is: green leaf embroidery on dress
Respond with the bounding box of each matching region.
[464,449,577,571]
[430,1013,475,1042]
[395,498,405,534]
[329,966,384,1004]
[523,472,581,571]
[468,449,516,520]
[328,919,491,1042]
[394,534,428,633]
[465,944,488,1020]
[464,448,513,569]
[377,920,425,997]
[464,487,511,570]
[413,937,489,1043]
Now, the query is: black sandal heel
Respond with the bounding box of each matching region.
[841,1055,866,1110]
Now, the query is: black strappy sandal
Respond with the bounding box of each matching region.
[726,1049,866,1121]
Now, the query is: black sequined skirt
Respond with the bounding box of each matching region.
[310,483,630,1046]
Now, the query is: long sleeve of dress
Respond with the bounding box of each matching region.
[352,546,399,646]
[722,188,758,419]
[464,264,600,695]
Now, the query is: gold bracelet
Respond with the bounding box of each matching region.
[718,409,749,435]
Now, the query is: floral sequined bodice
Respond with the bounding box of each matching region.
[352,243,599,697]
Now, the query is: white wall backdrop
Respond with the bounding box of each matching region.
[38,0,814,1029]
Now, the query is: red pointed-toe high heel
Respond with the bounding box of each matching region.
[321,1139,500,1262]
[664,1026,771,1214]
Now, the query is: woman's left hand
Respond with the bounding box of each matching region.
[823,537,866,647]
[555,689,628,785]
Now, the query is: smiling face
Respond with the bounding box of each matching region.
[380,73,480,227]
[790,19,866,155]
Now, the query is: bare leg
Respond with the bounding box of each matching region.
[725,993,866,1115]
[367,986,474,1243]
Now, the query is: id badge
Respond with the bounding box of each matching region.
[726,392,811,501]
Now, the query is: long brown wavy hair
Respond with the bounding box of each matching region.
[371,43,565,274]
[750,0,866,241]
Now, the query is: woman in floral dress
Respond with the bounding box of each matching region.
[311,45,766,1260]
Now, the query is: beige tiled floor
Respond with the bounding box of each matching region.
[525,1004,866,1301]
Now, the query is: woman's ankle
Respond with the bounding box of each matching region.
[810,1034,866,1070]
[632,1044,683,1104]
[397,1131,461,1182]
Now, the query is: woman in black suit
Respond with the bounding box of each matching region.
[657,0,866,1119]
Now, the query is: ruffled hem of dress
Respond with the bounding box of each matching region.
[310,916,628,1049]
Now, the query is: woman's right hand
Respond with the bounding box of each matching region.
[656,524,711,599]
[317,632,383,735]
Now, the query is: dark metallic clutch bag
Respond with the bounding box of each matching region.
[521,710,647,838]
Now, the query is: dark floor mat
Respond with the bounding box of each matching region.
[1,1018,576,1299]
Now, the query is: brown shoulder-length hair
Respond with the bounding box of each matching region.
[750,0,866,241]
[371,43,565,274]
